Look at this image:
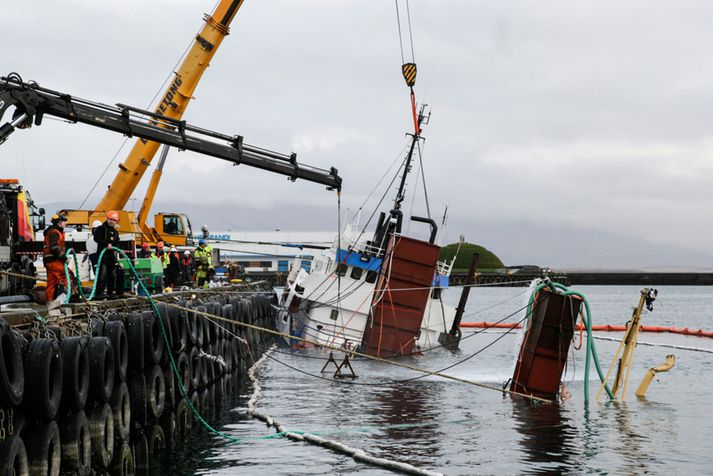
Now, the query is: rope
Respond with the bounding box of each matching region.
[594,335,713,354]
[247,347,445,476]
[163,301,553,403]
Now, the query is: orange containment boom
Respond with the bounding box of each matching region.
[461,322,713,338]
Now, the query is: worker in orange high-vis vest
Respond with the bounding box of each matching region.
[43,214,68,302]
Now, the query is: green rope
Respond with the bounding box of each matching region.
[525,279,614,404]
[110,248,244,443]
[63,248,86,303]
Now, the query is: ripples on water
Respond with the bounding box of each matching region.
[157,286,713,475]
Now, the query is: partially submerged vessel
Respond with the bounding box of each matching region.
[278,73,466,357]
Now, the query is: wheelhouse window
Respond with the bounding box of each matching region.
[163,215,183,235]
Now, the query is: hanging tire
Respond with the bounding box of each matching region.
[173,352,191,396]
[163,365,175,411]
[87,336,115,403]
[183,302,198,346]
[147,425,165,459]
[88,317,105,337]
[194,306,206,349]
[22,338,62,421]
[159,410,176,450]
[59,410,91,476]
[110,382,131,441]
[174,399,192,442]
[154,303,173,352]
[189,347,201,391]
[126,312,145,374]
[0,435,29,476]
[24,420,61,476]
[87,402,114,468]
[143,365,165,420]
[142,311,164,365]
[168,304,187,352]
[133,431,149,476]
[0,321,24,407]
[199,387,212,420]
[59,336,89,411]
[103,320,128,382]
[128,373,147,429]
[109,443,135,476]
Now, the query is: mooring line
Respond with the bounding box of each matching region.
[161,301,553,404]
[593,335,713,353]
[246,345,445,476]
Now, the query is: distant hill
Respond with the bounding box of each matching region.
[439,242,505,271]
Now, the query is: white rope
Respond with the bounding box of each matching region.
[246,345,444,476]
[593,335,713,353]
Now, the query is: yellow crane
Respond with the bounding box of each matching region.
[61,0,246,246]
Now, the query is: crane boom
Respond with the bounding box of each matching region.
[0,75,342,190]
[96,0,246,212]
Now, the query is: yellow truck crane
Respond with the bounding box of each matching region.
[0,74,342,253]
[35,0,248,245]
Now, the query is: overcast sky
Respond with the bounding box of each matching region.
[3,1,713,269]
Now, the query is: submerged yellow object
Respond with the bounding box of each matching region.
[636,354,675,397]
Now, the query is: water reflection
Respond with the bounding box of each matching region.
[370,382,444,462]
[512,399,577,474]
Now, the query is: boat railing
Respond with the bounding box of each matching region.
[436,259,454,277]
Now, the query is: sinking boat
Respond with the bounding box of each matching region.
[278,96,468,357]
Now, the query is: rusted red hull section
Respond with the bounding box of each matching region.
[511,289,582,400]
[361,235,440,357]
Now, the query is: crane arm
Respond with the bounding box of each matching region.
[0,75,342,190]
[96,0,246,212]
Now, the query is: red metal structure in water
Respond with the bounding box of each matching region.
[361,235,440,357]
[511,289,582,400]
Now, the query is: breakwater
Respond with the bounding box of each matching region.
[0,284,276,475]
[567,272,713,286]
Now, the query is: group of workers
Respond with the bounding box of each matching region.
[42,210,215,303]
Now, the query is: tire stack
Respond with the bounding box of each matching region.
[0,289,277,476]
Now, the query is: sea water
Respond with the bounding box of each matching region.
[158,285,713,475]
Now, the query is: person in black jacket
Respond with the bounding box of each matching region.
[166,245,182,288]
[93,210,121,298]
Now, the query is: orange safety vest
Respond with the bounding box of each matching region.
[43,225,65,263]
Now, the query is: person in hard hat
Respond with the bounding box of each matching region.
[43,214,69,302]
[166,245,182,288]
[93,210,121,299]
[180,250,193,285]
[151,241,170,287]
[137,242,151,259]
[194,239,212,288]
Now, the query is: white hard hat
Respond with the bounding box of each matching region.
[170,245,177,251]
[184,250,191,255]
[92,220,102,228]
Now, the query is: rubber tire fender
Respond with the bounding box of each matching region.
[163,365,175,411]
[87,336,115,403]
[128,372,147,429]
[0,321,24,407]
[142,311,164,365]
[24,419,61,476]
[103,320,128,382]
[154,303,173,352]
[147,424,165,459]
[59,336,89,411]
[188,346,201,391]
[168,304,188,352]
[87,402,114,468]
[126,312,145,374]
[22,338,62,421]
[174,398,192,442]
[182,301,198,347]
[110,443,135,476]
[0,435,29,476]
[110,381,131,441]
[58,410,91,476]
[174,351,191,396]
[193,306,206,349]
[159,410,176,450]
[133,431,149,476]
[143,365,165,420]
